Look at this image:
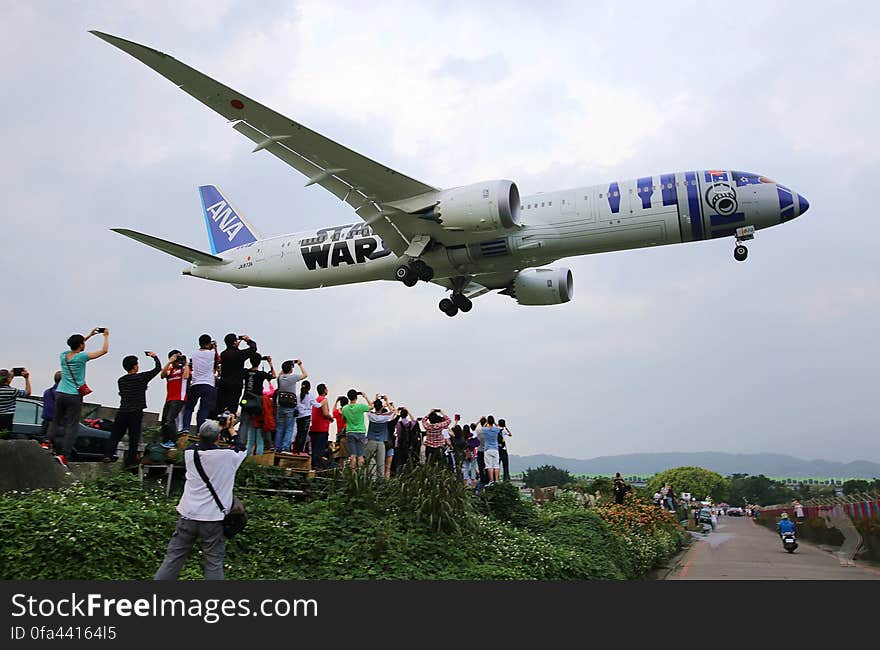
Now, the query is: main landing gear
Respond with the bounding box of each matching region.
[395,259,434,287]
[439,293,472,317]
[733,225,755,263]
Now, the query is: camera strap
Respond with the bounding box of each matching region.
[192,447,227,515]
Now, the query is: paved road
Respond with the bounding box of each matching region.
[665,515,880,580]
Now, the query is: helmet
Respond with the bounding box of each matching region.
[780,512,789,519]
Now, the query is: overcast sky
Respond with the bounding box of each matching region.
[2,1,878,462]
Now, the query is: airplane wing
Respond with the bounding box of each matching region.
[91,31,437,256]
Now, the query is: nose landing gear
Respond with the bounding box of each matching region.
[733,225,755,263]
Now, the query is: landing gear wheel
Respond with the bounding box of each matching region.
[411,259,434,282]
[734,244,748,262]
[439,298,458,317]
[452,294,472,312]
[396,264,418,287]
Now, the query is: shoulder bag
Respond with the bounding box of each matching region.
[192,447,248,539]
[64,353,92,397]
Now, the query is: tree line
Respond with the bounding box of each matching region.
[521,465,880,505]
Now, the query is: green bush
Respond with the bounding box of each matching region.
[474,480,538,528]
[0,468,685,580]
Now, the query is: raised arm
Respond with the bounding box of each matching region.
[142,352,162,381]
[86,328,110,360]
[20,368,32,396]
[266,356,277,380]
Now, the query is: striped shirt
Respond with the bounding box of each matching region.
[0,385,26,416]
[117,357,162,412]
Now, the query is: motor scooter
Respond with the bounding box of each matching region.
[781,531,798,553]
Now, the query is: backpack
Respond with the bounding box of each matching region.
[240,371,264,415]
[144,442,167,464]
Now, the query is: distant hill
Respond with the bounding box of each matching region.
[508,452,880,479]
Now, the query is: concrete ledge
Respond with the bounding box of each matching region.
[0,440,72,492]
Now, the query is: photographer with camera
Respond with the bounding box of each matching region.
[341,389,371,468]
[103,351,162,466]
[240,352,275,456]
[181,334,219,435]
[159,350,191,447]
[274,359,306,453]
[421,408,451,465]
[154,417,247,581]
[365,394,397,480]
[216,333,257,416]
[51,327,110,468]
[0,366,31,432]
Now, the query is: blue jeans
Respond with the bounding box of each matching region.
[462,458,477,482]
[240,413,263,456]
[275,407,296,451]
[181,383,215,434]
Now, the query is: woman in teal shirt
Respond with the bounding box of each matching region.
[51,328,109,467]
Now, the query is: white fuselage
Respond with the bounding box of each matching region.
[188,170,806,291]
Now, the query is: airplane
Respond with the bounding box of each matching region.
[92,31,810,317]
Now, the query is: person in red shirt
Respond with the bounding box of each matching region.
[160,350,191,446]
[309,383,333,469]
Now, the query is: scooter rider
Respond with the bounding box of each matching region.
[777,512,796,536]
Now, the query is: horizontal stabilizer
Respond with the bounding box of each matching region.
[111,228,226,266]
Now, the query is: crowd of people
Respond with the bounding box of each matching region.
[6,327,514,487]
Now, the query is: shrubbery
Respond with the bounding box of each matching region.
[0,467,685,580]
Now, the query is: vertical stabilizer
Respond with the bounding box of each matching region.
[198,185,261,254]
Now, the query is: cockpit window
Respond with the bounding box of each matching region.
[733,171,775,187]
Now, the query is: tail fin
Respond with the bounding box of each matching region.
[198,185,261,254]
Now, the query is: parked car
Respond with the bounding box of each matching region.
[11,397,111,461]
[726,507,744,516]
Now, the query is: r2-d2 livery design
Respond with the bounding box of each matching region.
[94,32,810,317]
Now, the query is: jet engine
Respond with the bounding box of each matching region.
[432,180,521,232]
[502,267,574,306]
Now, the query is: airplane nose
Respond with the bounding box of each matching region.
[797,193,809,216]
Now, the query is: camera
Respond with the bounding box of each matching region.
[261,356,270,361]
[95,327,106,333]
[174,355,187,368]
[217,410,233,427]
[12,367,24,377]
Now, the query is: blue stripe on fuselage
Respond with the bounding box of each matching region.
[710,213,746,227]
[661,173,677,206]
[685,171,704,240]
[637,176,653,209]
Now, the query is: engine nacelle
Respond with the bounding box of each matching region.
[506,267,574,306]
[433,180,521,232]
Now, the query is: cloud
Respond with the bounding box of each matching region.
[1,1,879,464]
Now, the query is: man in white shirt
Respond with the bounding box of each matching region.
[181,334,218,434]
[155,419,247,580]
